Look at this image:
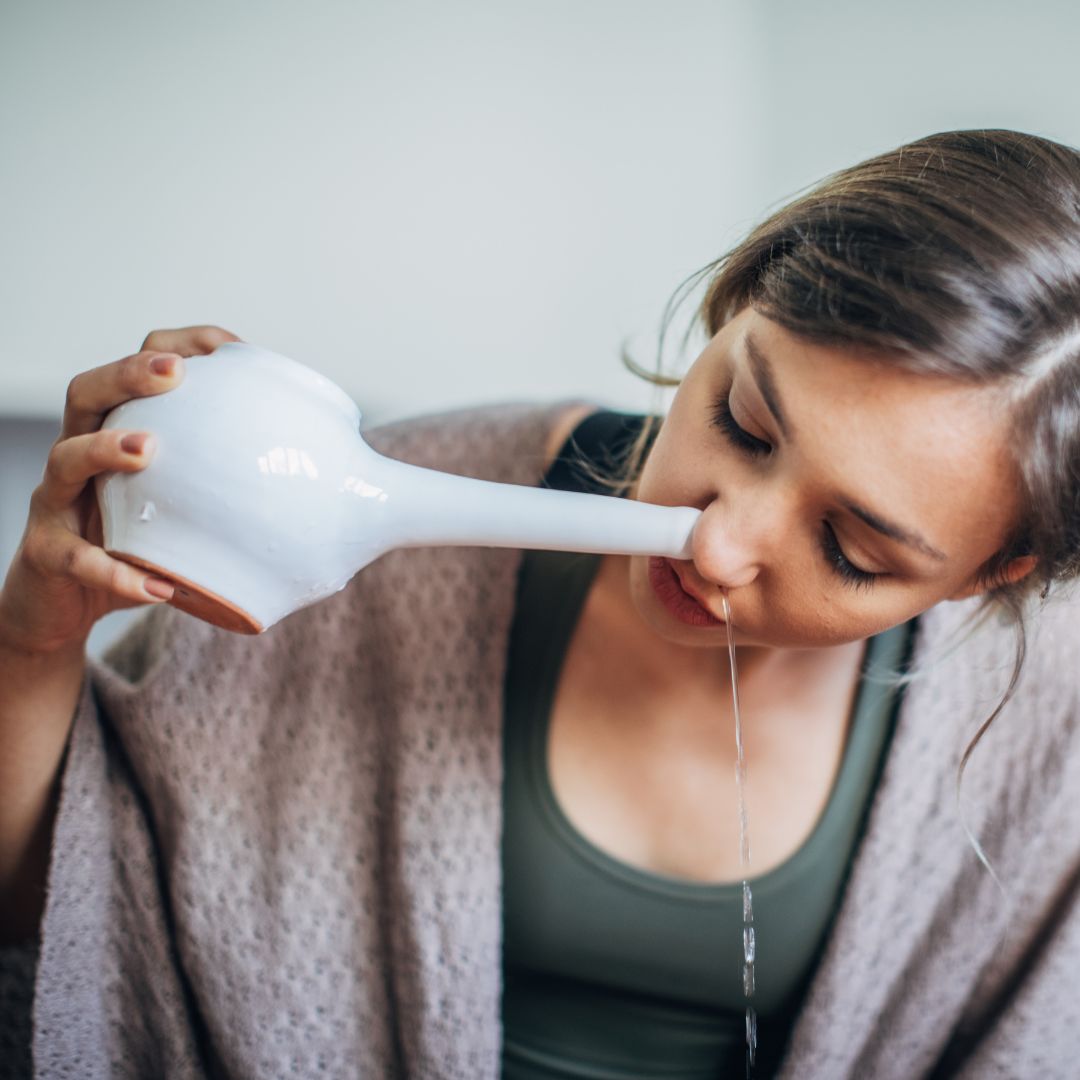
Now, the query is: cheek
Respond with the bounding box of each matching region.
[631,410,974,647]
[741,587,867,648]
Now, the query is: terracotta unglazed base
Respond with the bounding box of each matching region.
[111,551,264,635]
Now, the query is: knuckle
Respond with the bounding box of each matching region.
[42,442,66,483]
[107,559,126,593]
[27,484,43,516]
[64,372,83,411]
[60,541,82,579]
[122,352,149,388]
[20,523,46,570]
[141,329,168,351]
[103,429,126,463]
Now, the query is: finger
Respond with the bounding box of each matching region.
[24,526,173,604]
[37,427,156,513]
[141,325,242,356]
[61,349,184,441]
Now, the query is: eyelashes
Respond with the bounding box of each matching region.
[821,522,879,590]
[710,391,881,591]
[711,393,772,456]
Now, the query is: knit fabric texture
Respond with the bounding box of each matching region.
[1,397,1080,1078]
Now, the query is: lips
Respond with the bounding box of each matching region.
[647,556,725,627]
[670,564,722,618]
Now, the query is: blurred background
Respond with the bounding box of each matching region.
[2,0,1077,657]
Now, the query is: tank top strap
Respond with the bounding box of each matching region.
[541,410,659,495]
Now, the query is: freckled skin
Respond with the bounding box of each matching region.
[595,306,1035,679]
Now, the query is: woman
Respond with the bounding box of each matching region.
[2,128,1079,1078]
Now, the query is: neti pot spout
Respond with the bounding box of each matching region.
[363,450,701,561]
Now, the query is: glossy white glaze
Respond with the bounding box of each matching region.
[95,342,701,632]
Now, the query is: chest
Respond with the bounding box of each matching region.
[545,612,864,884]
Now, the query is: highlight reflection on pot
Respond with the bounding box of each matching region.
[94,342,702,634]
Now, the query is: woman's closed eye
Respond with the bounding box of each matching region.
[821,522,880,590]
[711,392,882,591]
[711,392,772,456]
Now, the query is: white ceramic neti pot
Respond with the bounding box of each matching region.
[95,342,702,634]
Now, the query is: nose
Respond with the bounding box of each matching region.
[688,490,786,591]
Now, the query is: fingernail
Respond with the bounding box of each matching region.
[151,355,177,376]
[121,433,149,454]
[144,577,174,600]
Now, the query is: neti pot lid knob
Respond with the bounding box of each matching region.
[94,342,702,634]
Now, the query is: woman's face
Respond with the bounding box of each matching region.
[626,306,1032,650]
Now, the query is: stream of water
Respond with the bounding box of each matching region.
[720,591,757,1078]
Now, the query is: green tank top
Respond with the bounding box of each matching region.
[500,411,915,1079]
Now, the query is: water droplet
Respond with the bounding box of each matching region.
[746,1007,758,1066]
[743,961,755,997]
[743,926,755,964]
[138,501,156,522]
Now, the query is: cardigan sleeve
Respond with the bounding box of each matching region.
[773,589,1080,1079]
[1,396,585,1080]
[949,893,1080,1077]
[1,597,198,1079]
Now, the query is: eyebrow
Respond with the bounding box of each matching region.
[744,332,791,438]
[841,500,948,561]
[742,330,948,564]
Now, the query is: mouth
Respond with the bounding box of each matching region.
[647,557,725,628]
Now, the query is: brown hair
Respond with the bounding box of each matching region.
[587,129,1080,876]
[603,130,1080,598]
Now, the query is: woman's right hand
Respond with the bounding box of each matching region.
[0,326,242,656]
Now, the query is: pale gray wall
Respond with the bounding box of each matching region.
[755,0,1080,198]
[2,0,1078,657]
[0,0,766,422]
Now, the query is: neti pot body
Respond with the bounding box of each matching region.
[94,342,702,634]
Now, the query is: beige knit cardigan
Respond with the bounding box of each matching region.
[1,398,1079,1079]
